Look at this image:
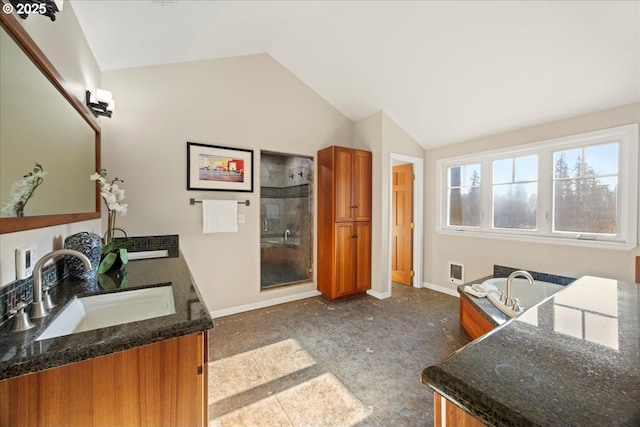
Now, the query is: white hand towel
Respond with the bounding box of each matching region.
[202,200,238,233]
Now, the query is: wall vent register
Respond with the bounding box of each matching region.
[449,262,464,285]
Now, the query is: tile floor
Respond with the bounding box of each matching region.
[208,284,470,426]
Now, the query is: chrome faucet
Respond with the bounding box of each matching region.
[31,249,91,319]
[503,270,534,309]
[284,229,291,242]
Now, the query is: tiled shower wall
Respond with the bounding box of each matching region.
[260,153,313,238]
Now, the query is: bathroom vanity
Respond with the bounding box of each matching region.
[423,276,640,426]
[0,252,213,427]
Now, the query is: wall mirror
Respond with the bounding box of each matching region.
[0,12,100,234]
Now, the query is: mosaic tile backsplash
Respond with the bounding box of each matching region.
[493,265,576,286]
[0,234,179,325]
[0,261,62,326]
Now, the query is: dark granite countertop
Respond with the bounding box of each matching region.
[0,252,214,380]
[423,276,640,426]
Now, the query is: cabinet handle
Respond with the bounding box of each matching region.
[352,235,358,238]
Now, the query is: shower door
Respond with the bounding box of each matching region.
[260,151,313,289]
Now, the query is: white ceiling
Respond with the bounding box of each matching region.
[70,1,640,149]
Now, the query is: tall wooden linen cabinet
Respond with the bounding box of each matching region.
[317,146,372,300]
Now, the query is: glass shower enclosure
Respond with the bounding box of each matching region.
[260,151,313,289]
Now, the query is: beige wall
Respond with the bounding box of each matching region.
[0,2,102,286]
[352,112,383,294]
[424,103,640,291]
[101,54,352,313]
[353,112,425,296]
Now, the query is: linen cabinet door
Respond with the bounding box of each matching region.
[334,147,356,222]
[353,150,372,222]
[354,222,371,293]
[334,223,356,297]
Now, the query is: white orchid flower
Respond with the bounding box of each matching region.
[1,163,46,217]
[112,203,128,215]
[90,169,129,217]
[1,204,16,216]
[8,179,29,199]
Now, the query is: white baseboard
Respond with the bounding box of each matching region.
[422,282,460,297]
[211,290,321,319]
[367,289,391,299]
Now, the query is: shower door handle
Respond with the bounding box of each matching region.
[263,219,268,232]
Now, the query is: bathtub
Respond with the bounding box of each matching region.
[481,277,566,311]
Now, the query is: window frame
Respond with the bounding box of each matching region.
[436,124,638,250]
[445,163,482,229]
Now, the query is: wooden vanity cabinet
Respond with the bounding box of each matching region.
[318,146,372,300]
[0,332,208,427]
[434,392,485,427]
[459,297,494,340]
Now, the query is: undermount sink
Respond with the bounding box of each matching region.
[36,285,175,341]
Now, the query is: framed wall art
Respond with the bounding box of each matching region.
[187,142,254,192]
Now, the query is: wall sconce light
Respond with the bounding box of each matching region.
[9,0,63,22]
[86,89,115,118]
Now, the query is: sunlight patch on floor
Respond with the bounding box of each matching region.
[209,339,372,426]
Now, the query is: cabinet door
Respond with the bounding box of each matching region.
[353,150,372,222]
[354,222,371,293]
[335,223,356,297]
[0,333,207,427]
[334,147,355,222]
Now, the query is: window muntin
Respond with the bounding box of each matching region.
[553,143,618,235]
[492,155,538,230]
[436,124,638,249]
[447,163,481,227]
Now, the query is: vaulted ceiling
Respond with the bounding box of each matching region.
[70,1,640,149]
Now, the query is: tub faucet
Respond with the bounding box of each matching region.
[504,270,534,308]
[31,249,91,319]
[284,229,291,242]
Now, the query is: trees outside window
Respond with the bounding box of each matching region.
[553,143,618,235]
[492,155,538,230]
[447,164,480,227]
[437,124,637,249]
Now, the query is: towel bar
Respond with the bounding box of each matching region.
[190,198,250,206]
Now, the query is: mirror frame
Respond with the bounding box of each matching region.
[0,11,101,234]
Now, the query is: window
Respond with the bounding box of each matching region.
[437,124,638,249]
[447,163,481,227]
[492,155,538,230]
[553,143,618,235]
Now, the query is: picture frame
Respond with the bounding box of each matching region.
[187,142,254,192]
